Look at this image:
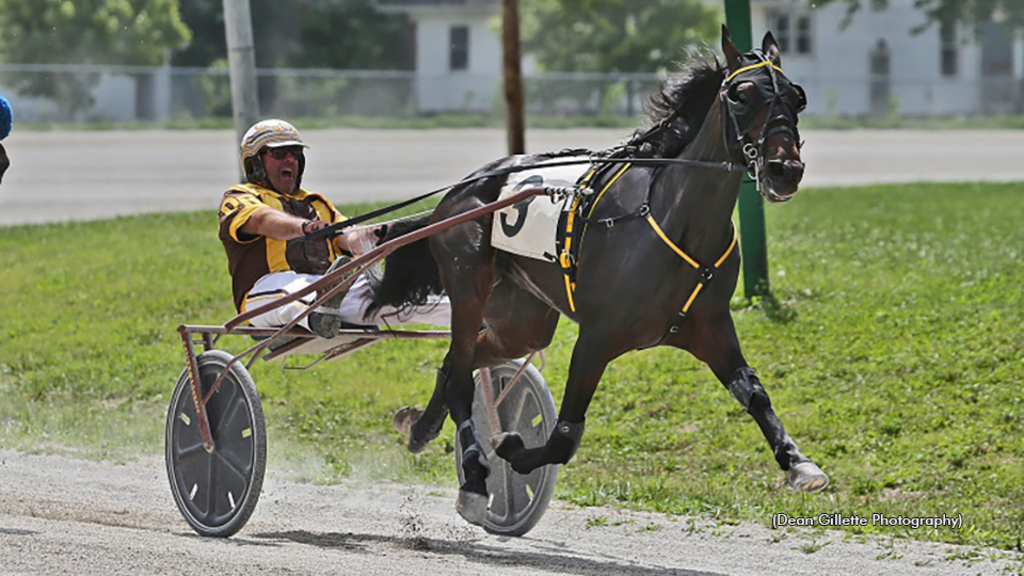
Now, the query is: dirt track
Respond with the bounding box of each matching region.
[0,449,1018,575]
[3,128,1024,226]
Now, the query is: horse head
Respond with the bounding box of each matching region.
[721,26,807,202]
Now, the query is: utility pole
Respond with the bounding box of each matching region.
[724,0,770,298]
[502,0,525,154]
[223,0,260,180]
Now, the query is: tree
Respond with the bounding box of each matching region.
[174,0,225,67]
[520,0,721,73]
[172,0,412,118]
[173,0,412,70]
[813,0,1024,33]
[0,0,191,119]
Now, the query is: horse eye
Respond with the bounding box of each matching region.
[727,83,750,106]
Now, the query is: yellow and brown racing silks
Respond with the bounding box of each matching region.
[218,182,344,310]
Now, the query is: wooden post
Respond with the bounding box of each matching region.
[502,0,525,154]
[223,0,260,180]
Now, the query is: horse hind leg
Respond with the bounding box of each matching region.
[449,277,566,524]
[428,220,499,526]
[447,304,492,526]
[392,353,451,454]
[394,275,560,454]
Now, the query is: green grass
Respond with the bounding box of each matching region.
[1,182,1023,550]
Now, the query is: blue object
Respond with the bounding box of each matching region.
[0,96,12,141]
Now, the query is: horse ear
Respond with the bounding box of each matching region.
[762,31,782,65]
[721,25,742,72]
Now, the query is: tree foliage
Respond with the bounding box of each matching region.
[813,0,1024,33]
[172,0,412,119]
[520,0,721,73]
[173,0,412,69]
[0,0,191,65]
[0,0,191,119]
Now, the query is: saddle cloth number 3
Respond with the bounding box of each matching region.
[490,159,590,261]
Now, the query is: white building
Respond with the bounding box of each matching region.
[756,0,1024,116]
[377,0,507,113]
[377,0,1024,117]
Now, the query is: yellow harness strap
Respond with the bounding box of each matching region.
[646,216,738,316]
[559,163,632,313]
[560,195,584,312]
[724,60,784,83]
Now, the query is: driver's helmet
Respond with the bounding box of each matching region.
[239,119,309,188]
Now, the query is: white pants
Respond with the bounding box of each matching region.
[242,271,450,330]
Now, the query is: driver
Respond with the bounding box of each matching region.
[218,119,449,337]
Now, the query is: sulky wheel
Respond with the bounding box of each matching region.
[455,358,558,536]
[165,350,267,537]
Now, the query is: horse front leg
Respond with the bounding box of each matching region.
[689,313,829,493]
[496,330,610,474]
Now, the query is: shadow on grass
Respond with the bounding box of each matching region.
[731,292,799,325]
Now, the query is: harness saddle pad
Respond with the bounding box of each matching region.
[490,158,591,260]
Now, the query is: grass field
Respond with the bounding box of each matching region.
[1,182,1022,550]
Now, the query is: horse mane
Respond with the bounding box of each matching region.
[638,53,726,158]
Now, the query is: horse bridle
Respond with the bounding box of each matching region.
[720,52,806,190]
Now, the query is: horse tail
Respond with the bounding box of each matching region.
[364,214,444,321]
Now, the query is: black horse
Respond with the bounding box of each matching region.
[375,27,829,525]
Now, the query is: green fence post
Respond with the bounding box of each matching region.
[724,0,770,298]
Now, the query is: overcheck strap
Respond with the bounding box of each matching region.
[724,60,784,83]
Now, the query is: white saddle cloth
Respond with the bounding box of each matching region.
[490,158,590,261]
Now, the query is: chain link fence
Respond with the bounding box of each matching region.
[1,63,1021,124]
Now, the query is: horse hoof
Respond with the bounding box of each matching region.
[392,407,421,438]
[494,431,525,460]
[490,432,511,450]
[392,407,426,452]
[456,490,488,527]
[788,461,830,493]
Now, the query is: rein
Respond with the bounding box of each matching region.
[306,155,746,241]
[311,53,799,243]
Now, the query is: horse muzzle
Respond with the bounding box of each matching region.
[762,158,804,202]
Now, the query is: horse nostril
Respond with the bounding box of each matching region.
[786,160,804,183]
[767,159,804,184]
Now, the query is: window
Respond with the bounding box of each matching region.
[980,21,1013,76]
[940,22,958,76]
[770,12,813,56]
[450,25,469,71]
[795,16,812,54]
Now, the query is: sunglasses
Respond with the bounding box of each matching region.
[264,146,302,160]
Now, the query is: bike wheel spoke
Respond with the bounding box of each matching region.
[204,455,217,520]
[501,389,529,435]
[213,399,245,444]
[216,444,251,479]
[175,441,208,462]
